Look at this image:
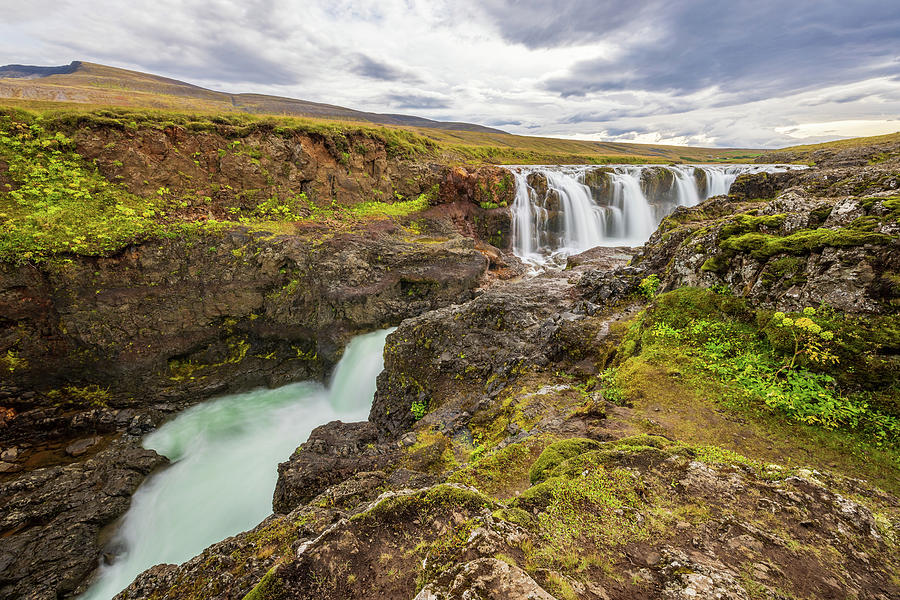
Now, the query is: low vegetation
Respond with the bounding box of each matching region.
[618,287,900,447]
[0,110,436,264]
[1,97,762,165]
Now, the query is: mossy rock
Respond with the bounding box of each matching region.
[719,227,892,261]
[242,567,284,600]
[491,507,534,528]
[528,438,603,484]
[511,476,566,510]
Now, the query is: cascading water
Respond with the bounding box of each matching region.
[509,163,803,266]
[80,328,394,600]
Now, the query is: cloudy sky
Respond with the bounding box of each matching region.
[2,0,899,148]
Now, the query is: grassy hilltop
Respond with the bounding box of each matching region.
[0,61,762,165]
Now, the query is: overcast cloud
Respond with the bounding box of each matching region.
[1,0,898,147]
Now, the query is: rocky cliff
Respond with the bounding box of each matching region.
[0,111,514,600]
[2,112,899,600]
[121,148,900,600]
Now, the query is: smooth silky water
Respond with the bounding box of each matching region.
[80,328,394,600]
[509,163,804,267]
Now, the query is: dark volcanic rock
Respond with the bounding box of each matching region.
[369,250,634,440]
[633,188,900,314]
[728,170,799,200]
[640,166,677,204]
[273,421,398,514]
[0,229,488,410]
[0,441,167,600]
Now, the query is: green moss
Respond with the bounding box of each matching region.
[700,254,729,273]
[351,484,494,523]
[719,213,786,238]
[720,227,891,261]
[809,204,834,226]
[1,349,27,372]
[242,567,284,600]
[761,256,806,286]
[448,440,542,497]
[491,507,534,528]
[533,463,652,549]
[529,438,603,484]
[46,384,111,408]
[512,477,566,511]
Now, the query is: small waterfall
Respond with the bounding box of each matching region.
[608,167,655,242]
[509,163,801,266]
[671,166,701,207]
[80,328,395,600]
[704,166,739,197]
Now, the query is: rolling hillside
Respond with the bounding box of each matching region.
[0,61,763,164]
[0,61,505,134]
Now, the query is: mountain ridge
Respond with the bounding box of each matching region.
[0,60,508,134]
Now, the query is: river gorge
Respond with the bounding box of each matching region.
[1,113,897,600]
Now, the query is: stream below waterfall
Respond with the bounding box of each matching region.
[509,163,805,266]
[80,328,394,600]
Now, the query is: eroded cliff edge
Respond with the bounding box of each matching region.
[119,144,900,599]
[2,109,899,600]
[0,110,514,600]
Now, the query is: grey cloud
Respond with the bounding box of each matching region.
[487,118,523,126]
[478,1,900,100]
[381,93,450,109]
[476,0,651,48]
[601,126,653,137]
[47,2,304,85]
[351,54,420,83]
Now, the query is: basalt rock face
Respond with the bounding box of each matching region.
[1,227,488,411]
[272,420,399,514]
[0,440,167,600]
[368,266,600,440]
[632,183,900,315]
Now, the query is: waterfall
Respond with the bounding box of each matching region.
[509,163,801,266]
[80,328,395,600]
[671,166,701,207]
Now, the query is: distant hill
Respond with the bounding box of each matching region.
[0,61,506,134]
[0,61,767,164]
[757,130,900,165]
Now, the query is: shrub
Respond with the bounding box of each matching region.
[638,274,660,300]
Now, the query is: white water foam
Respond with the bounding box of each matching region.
[509,163,803,267]
[80,328,394,600]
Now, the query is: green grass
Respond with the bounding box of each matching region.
[0,98,762,166]
[620,288,900,447]
[0,111,441,264]
[0,117,166,262]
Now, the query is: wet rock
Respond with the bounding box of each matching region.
[640,166,677,204]
[0,441,167,600]
[273,421,398,514]
[65,436,101,457]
